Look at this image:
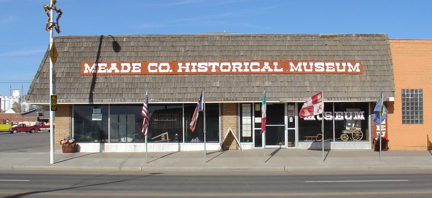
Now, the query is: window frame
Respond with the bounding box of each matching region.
[401,89,423,124]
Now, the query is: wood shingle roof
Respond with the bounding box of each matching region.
[26,33,395,104]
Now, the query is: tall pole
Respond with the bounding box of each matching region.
[379,90,383,161]
[203,87,206,163]
[322,89,325,161]
[48,0,55,165]
[145,86,148,164]
[146,131,148,163]
[262,87,266,161]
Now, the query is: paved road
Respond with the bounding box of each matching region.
[0,170,432,197]
[0,132,49,152]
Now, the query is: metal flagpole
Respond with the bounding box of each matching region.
[146,134,148,163]
[322,89,325,161]
[263,87,266,161]
[145,85,148,163]
[203,87,207,163]
[48,0,55,165]
[379,90,383,161]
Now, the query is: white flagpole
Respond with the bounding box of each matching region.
[322,89,325,161]
[146,134,148,163]
[145,86,148,163]
[379,90,383,161]
[263,87,266,161]
[203,87,207,163]
[48,0,55,165]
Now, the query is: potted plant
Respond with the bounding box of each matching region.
[60,137,76,153]
[373,137,389,151]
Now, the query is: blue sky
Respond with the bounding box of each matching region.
[1,0,432,97]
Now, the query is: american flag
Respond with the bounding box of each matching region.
[189,91,203,132]
[141,92,149,136]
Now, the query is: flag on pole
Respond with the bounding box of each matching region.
[190,91,203,132]
[141,92,149,136]
[299,92,324,118]
[260,90,266,134]
[373,91,388,125]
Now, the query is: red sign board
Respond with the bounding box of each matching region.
[81,60,363,75]
[374,118,388,139]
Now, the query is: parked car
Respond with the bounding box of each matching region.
[35,122,52,132]
[9,122,53,134]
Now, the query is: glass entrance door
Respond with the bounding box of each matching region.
[254,103,287,148]
[265,104,285,146]
[287,103,296,147]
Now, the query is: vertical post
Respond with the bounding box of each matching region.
[49,0,55,165]
[203,87,206,163]
[145,86,148,163]
[146,135,148,163]
[263,87,266,161]
[322,89,325,161]
[379,90,383,161]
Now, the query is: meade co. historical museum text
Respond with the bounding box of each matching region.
[81,61,363,75]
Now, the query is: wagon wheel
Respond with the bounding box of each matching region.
[351,129,363,141]
[340,134,349,141]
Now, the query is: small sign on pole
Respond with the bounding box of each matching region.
[50,95,57,111]
[50,42,58,65]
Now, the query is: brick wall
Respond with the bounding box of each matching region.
[221,103,238,148]
[54,104,72,150]
[389,40,432,150]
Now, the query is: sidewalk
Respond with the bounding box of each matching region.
[1,147,431,172]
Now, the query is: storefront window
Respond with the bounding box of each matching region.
[254,103,262,147]
[298,102,369,142]
[334,102,369,141]
[110,105,143,143]
[298,103,333,142]
[184,104,219,143]
[73,105,108,143]
[73,104,219,144]
[148,105,183,143]
[240,104,252,142]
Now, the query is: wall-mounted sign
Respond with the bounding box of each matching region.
[92,108,102,121]
[50,95,57,111]
[81,60,363,75]
[374,118,387,138]
[303,111,365,121]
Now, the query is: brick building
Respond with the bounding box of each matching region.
[26,33,397,152]
[388,40,432,150]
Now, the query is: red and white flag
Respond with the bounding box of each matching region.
[299,92,323,118]
[260,90,266,134]
[189,91,203,132]
[141,92,149,136]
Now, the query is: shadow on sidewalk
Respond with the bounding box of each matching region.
[206,150,225,163]
[148,151,179,163]
[55,153,98,164]
[265,148,281,163]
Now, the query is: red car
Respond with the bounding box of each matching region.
[9,124,40,134]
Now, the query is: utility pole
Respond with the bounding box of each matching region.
[43,0,62,164]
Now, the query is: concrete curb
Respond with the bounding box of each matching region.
[9,164,432,172]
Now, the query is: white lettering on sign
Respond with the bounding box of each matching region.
[304,111,365,121]
[81,61,363,75]
[108,63,120,73]
[289,62,361,73]
[375,119,387,137]
[83,62,142,74]
[84,63,96,73]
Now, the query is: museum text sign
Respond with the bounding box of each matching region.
[81,61,363,75]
